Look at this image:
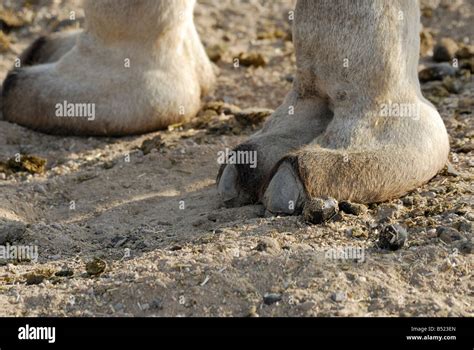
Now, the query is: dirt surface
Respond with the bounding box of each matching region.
[0,0,472,317]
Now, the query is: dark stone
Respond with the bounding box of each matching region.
[378,224,408,251]
[339,201,367,216]
[419,63,457,83]
[433,38,459,62]
[0,221,27,245]
[263,293,282,305]
[437,227,463,244]
[55,269,74,277]
[304,197,339,224]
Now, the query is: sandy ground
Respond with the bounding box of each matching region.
[0,0,472,317]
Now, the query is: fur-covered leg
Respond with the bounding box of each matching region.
[263,0,449,214]
[2,0,215,136]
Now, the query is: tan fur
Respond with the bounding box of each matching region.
[2,0,215,136]
[285,0,449,204]
[1,0,449,209]
[219,0,449,211]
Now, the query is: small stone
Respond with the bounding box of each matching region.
[150,298,163,310]
[140,303,150,311]
[433,38,459,62]
[263,293,282,305]
[420,29,435,56]
[402,196,414,206]
[455,45,474,59]
[460,57,474,74]
[114,303,124,311]
[331,291,347,303]
[339,201,367,216]
[420,191,437,199]
[442,76,463,94]
[103,160,117,170]
[445,163,461,177]
[0,221,27,245]
[33,184,47,195]
[7,155,47,175]
[376,204,402,222]
[284,74,294,83]
[206,44,227,63]
[378,224,408,251]
[111,236,128,248]
[297,301,315,312]
[457,241,472,255]
[255,237,281,254]
[437,227,463,244]
[303,197,339,224]
[419,63,457,83]
[457,221,473,234]
[458,97,474,112]
[25,273,46,285]
[140,136,163,155]
[55,269,74,277]
[350,227,368,239]
[247,305,259,317]
[234,108,273,127]
[86,258,107,276]
[422,83,450,104]
[0,9,27,29]
[427,228,438,238]
[237,52,267,68]
[0,173,6,180]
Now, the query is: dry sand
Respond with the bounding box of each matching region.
[0,0,472,317]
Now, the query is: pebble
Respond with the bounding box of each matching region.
[86,258,107,276]
[150,298,163,310]
[433,38,459,62]
[238,52,267,67]
[419,63,457,82]
[263,293,282,305]
[446,163,461,177]
[114,303,124,311]
[457,221,473,234]
[140,136,163,155]
[456,45,474,59]
[402,196,414,206]
[437,227,463,244]
[427,228,438,238]
[297,301,315,312]
[420,29,435,56]
[339,201,367,216]
[0,221,27,245]
[350,227,368,239]
[55,269,74,277]
[25,273,46,285]
[0,173,6,180]
[331,291,347,303]
[234,108,273,127]
[255,237,281,254]
[442,76,463,94]
[33,184,47,195]
[456,241,472,255]
[247,305,259,317]
[378,224,408,251]
[206,44,226,63]
[303,197,339,224]
[376,204,402,222]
